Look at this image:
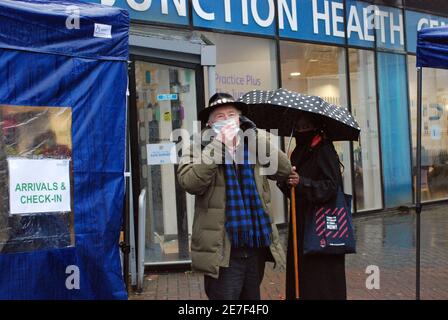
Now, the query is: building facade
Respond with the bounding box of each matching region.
[86,0,448,267]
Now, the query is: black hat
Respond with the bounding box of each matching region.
[198,92,247,124]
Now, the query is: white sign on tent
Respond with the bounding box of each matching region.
[8,158,71,215]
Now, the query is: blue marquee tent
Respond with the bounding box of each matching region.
[415,25,448,300]
[0,0,129,299]
[417,26,448,69]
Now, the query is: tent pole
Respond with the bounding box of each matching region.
[416,67,423,301]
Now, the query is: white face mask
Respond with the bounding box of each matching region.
[211,118,239,135]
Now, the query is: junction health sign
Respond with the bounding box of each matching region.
[88,0,448,52]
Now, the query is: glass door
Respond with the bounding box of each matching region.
[131,59,201,265]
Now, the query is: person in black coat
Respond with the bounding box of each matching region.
[278,113,347,300]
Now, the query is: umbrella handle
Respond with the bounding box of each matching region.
[290,186,300,299]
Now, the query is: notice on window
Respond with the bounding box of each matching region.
[147,143,177,165]
[8,158,71,215]
[157,93,178,101]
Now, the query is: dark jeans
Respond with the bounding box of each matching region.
[204,247,267,300]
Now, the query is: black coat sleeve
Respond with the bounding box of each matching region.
[296,142,341,204]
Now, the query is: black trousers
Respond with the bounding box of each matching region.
[204,247,267,300]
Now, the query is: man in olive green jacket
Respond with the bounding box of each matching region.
[177,92,291,300]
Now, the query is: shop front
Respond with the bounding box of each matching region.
[86,0,448,267]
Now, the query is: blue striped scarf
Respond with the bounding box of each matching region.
[224,143,272,248]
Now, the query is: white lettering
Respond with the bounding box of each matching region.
[417,18,430,31]
[363,6,375,41]
[224,0,231,23]
[173,0,187,16]
[178,304,213,317]
[161,0,187,16]
[192,0,214,20]
[161,0,168,14]
[127,0,152,11]
[251,0,275,28]
[347,5,363,40]
[377,10,389,43]
[430,19,439,28]
[313,0,330,36]
[390,12,404,45]
[278,0,297,31]
[242,0,249,25]
[368,5,381,29]
[332,2,344,38]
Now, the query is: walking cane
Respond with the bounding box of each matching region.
[287,129,300,300]
[290,186,299,299]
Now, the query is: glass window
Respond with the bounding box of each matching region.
[1,105,74,254]
[408,55,448,201]
[377,52,412,207]
[203,32,286,224]
[279,41,352,197]
[134,61,198,264]
[349,49,382,211]
[202,32,278,96]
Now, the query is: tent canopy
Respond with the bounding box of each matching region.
[417,25,448,70]
[0,0,129,61]
[0,0,129,299]
[415,23,448,301]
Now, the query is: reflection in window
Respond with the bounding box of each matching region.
[408,55,448,201]
[377,52,412,207]
[0,105,74,254]
[280,41,352,197]
[349,49,382,211]
[202,32,278,97]
[134,61,197,264]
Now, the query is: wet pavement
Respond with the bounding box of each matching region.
[130,203,448,300]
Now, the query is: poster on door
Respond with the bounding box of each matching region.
[147,142,177,165]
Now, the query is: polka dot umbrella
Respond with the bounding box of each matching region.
[238,88,360,141]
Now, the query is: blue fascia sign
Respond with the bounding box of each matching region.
[279,0,405,50]
[345,1,404,50]
[192,0,277,36]
[86,0,448,52]
[86,0,190,25]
